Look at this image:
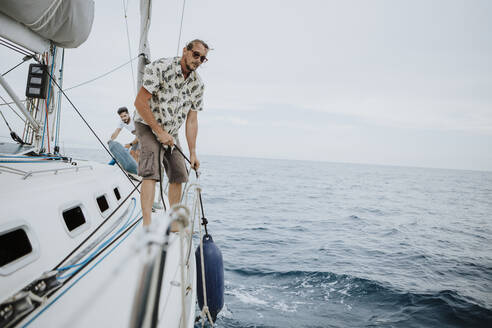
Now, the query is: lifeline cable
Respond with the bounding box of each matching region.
[56,198,138,278]
[53,180,142,270]
[54,215,143,289]
[21,216,143,328]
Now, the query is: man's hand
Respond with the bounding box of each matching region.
[156,131,174,146]
[190,152,200,170]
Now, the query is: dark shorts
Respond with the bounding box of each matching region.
[134,122,188,183]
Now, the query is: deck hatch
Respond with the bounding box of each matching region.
[114,187,121,200]
[97,195,109,213]
[0,229,33,267]
[62,206,86,231]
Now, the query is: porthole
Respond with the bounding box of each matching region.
[0,221,40,276]
[96,195,109,213]
[0,228,32,267]
[62,206,86,232]
[114,187,121,201]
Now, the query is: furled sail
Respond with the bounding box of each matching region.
[0,0,94,50]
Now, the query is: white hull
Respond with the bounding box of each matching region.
[0,155,197,327]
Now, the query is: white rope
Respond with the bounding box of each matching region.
[194,174,214,326]
[181,172,214,326]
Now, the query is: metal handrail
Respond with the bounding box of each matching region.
[22,165,93,180]
[0,164,27,176]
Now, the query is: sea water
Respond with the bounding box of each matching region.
[70,148,492,327]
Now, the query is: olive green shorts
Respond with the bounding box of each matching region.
[134,122,188,183]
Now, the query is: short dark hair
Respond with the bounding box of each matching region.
[186,39,209,51]
[117,107,128,115]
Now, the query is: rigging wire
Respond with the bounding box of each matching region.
[54,49,65,148]
[0,55,138,108]
[176,0,187,55]
[41,66,141,189]
[0,37,34,57]
[40,48,57,153]
[2,55,33,76]
[122,0,137,97]
[0,99,27,107]
[0,94,27,124]
[63,55,139,92]
[0,106,25,145]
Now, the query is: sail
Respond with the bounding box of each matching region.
[0,0,94,49]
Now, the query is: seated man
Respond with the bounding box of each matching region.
[110,106,139,162]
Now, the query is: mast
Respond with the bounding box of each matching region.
[137,0,152,90]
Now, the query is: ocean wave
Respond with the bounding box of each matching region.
[225,268,492,325]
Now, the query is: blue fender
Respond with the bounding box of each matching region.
[195,234,224,322]
[108,140,137,174]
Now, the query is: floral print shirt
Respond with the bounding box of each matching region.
[134,56,204,137]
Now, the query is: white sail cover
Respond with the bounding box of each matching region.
[0,0,94,49]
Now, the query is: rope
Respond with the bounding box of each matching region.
[176,0,187,55]
[180,170,214,326]
[197,187,214,326]
[122,0,137,97]
[63,56,139,92]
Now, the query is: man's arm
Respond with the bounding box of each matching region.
[125,136,139,148]
[134,87,174,146]
[110,128,121,141]
[186,110,199,170]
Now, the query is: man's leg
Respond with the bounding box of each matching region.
[168,182,182,206]
[141,179,156,227]
[168,182,182,232]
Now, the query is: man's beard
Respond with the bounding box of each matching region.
[186,63,196,72]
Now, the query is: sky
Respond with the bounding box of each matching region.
[1,0,491,171]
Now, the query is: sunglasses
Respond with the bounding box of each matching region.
[191,51,208,63]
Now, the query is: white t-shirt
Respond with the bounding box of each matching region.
[117,118,136,134]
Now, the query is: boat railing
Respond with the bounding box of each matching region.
[129,205,190,328]
[0,164,94,179]
[22,165,94,179]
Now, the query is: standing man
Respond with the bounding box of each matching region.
[110,106,139,162]
[134,39,208,228]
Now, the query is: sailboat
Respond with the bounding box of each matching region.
[0,1,222,327]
